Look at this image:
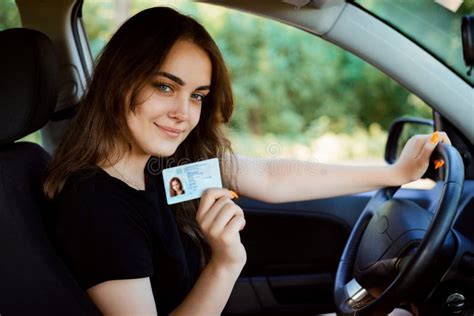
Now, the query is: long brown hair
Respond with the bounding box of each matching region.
[43,7,236,269]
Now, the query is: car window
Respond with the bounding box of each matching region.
[0,0,43,145]
[356,0,474,86]
[83,1,434,189]
[0,0,21,30]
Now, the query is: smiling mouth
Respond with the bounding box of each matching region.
[154,123,183,138]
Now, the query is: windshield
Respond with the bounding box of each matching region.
[355,0,474,86]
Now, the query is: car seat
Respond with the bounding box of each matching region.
[0,28,101,316]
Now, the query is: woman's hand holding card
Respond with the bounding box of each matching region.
[195,188,247,271]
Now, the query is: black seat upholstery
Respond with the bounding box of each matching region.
[0,28,101,316]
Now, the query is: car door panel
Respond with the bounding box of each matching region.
[223,185,444,315]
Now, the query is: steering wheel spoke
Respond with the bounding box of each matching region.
[345,278,371,308]
[363,186,399,216]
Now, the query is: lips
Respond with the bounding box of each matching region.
[154,123,183,138]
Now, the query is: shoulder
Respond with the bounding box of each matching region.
[54,166,138,207]
[51,167,144,223]
[50,167,154,249]
[63,166,122,196]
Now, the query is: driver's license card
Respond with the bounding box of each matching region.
[162,158,222,205]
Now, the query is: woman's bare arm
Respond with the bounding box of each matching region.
[222,132,450,203]
[170,260,242,316]
[86,277,157,316]
[87,262,241,316]
[225,154,400,203]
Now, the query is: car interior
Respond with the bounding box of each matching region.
[0,0,473,315]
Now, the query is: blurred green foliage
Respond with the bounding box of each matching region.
[0,0,20,31]
[82,0,433,141]
[4,0,466,161]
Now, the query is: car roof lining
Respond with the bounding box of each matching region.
[198,0,346,36]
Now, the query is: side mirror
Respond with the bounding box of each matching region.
[384,117,434,164]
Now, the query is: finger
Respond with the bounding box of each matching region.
[238,218,246,231]
[410,134,430,160]
[407,134,426,145]
[223,215,246,237]
[417,132,440,162]
[438,131,452,145]
[211,203,244,233]
[200,197,233,230]
[431,131,439,143]
[229,190,239,199]
[196,188,234,223]
[434,159,445,169]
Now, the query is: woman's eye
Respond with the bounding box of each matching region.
[191,93,206,102]
[154,83,173,93]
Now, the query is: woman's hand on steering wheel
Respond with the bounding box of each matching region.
[393,131,451,184]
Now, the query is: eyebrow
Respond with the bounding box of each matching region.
[156,71,211,91]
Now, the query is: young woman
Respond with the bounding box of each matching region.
[43,6,450,316]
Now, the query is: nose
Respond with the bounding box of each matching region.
[168,94,189,121]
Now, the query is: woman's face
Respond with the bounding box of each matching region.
[127,40,212,157]
[171,179,182,192]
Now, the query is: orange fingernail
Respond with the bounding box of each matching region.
[434,159,445,169]
[431,131,439,144]
[229,190,239,199]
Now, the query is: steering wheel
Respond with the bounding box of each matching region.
[334,143,464,315]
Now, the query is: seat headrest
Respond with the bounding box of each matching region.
[0,28,58,146]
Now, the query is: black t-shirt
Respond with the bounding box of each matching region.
[49,164,201,315]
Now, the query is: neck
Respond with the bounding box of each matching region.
[102,146,151,190]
